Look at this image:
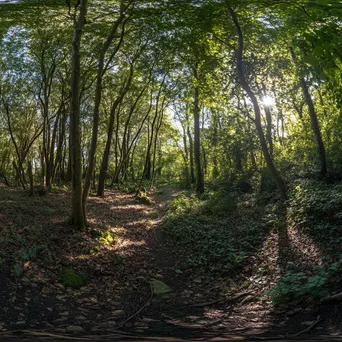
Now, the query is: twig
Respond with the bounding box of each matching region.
[190,291,254,308]
[121,283,154,325]
[3,331,90,340]
[251,336,285,340]
[291,317,322,337]
[321,292,342,304]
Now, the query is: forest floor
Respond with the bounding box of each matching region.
[0,185,342,341]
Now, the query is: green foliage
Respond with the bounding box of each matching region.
[165,191,266,273]
[268,270,329,304]
[259,168,278,193]
[167,193,202,215]
[150,279,171,298]
[287,179,342,254]
[30,186,48,196]
[202,191,237,216]
[135,194,154,206]
[90,229,118,245]
[268,258,342,304]
[59,268,88,289]
[267,179,342,304]
[0,220,47,276]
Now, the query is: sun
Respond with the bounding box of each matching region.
[262,95,275,107]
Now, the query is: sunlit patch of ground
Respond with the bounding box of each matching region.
[286,224,323,267]
[0,186,341,340]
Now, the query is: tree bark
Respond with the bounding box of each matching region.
[187,126,195,184]
[69,0,87,229]
[83,6,127,210]
[193,66,204,194]
[290,46,327,175]
[53,105,67,182]
[28,161,34,196]
[225,0,287,200]
[182,125,190,186]
[261,82,274,156]
[97,66,134,197]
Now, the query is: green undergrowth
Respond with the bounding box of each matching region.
[0,220,49,277]
[288,179,342,255]
[164,190,271,274]
[267,261,342,304]
[59,268,88,289]
[90,228,118,245]
[268,178,342,303]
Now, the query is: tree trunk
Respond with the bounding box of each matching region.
[83,7,127,210]
[47,110,60,188]
[53,106,67,182]
[261,82,274,156]
[212,112,219,179]
[225,0,287,200]
[97,67,134,197]
[193,66,204,194]
[187,126,195,184]
[28,161,34,196]
[69,0,87,229]
[182,125,190,186]
[290,46,327,175]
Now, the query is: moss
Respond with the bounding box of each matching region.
[59,268,87,289]
[90,229,118,245]
[135,195,153,206]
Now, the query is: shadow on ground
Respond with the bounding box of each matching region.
[0,185,341,341]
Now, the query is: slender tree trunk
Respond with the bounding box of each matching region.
[136,75,166,195]
[53,107,67,182]
[187,126,195,184]
[92,156,96,191]
[13,161,25,189]
[42,115,47,187]
[2,101,26,189]
[261,82,273,156]
[97,67,134,197]
[201,144,207,177]
[151,97,166,185]
[69,0,87,229]
[137,86,165,195]
[290,46,327,175]
[225,0,287,200]
[28,161,34,196]
[113,91,154,187]
[83,7,127,211]
[193,66,204,194]
[212,113,219,179]
[47,111,60,188]
[182,125,190,186]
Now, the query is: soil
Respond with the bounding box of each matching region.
[0,185,342,341]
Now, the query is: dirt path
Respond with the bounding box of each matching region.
[0,186,342,341]
[0,187,196,339]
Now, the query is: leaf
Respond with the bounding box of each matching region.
[150,279,171,296]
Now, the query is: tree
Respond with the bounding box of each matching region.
[224,0,287,200]
[82,0,132,214]
[69,0,88,229]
